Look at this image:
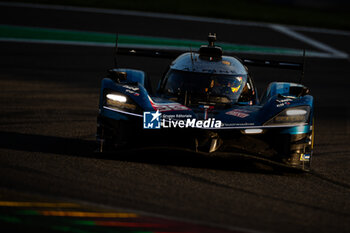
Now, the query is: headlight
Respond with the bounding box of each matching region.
[243,128,263,134]
[264,106,310,125]
[285,109,308,116]
[106,94,127,103]
[105,92,138,112]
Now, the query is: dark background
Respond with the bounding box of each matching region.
[0,2,349,233]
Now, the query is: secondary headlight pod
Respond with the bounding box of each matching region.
[105,92,138,112]
[264,106,310,125]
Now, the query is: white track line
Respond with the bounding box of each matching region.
[1,1,348,59]
[288,25,350,36]
[0,38,338,58]
[0,1,267,27]
[2,1,350,36]
[269,24,348,59]
[0,38,114,47]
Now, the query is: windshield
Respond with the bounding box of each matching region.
[160,69,247,105]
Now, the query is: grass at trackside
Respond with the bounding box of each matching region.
[9,0,350,30]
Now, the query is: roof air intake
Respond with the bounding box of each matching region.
[199,33,223,60]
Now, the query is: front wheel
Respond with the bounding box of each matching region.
[96,126,114,153]
[96,116,130,153]
[289,123,314,171]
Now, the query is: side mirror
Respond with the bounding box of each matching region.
[107,69,127,83]
[289,86,310,97]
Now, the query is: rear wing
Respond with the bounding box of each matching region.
[115,46,306,83]
[241,58,303,71]
[117,46,182,59]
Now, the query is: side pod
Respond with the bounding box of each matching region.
[260,82,310,104]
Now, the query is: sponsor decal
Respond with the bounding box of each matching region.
[199,105,215,120]
[152,103,190,112]
[223,122,255,127]
[276,98,293,107]
[225,109,251,118]
[222,60,231,65]
[122,85,139,91]
[148,96,190,112]
[300,153,310,161]
[276,102,290,107]
[125,89,140,96]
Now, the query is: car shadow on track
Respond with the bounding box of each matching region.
[107,147,302,175]
[0,131,301,175]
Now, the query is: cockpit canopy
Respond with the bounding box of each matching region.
[158,35,256,107]
[159,69,247,105]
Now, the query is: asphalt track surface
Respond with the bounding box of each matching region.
[1,3,350,233]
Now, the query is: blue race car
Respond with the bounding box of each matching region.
[97,33,314,171]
